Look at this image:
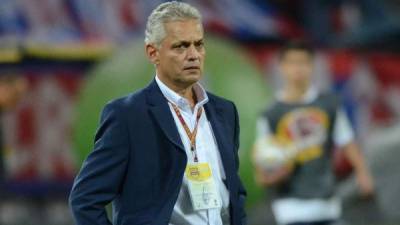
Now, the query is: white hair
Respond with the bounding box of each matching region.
[145,1,202,46]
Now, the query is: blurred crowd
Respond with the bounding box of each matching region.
[0,1,400,225]
[1,0,399,49]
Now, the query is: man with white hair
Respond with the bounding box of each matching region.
[69,2,247,225]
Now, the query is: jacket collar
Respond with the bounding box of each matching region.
[155,75,209,113]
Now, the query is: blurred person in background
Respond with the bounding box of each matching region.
[0,74,27,223]
[0,74,26,184]
[252,40,374,225]
[69,1,246,225]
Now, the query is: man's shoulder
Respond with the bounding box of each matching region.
[316,91,341,108]
[109,89,144,106]
[262,100,281,115]
[206,91,234,107]
[318,91,338,100]
[102,86,150,115]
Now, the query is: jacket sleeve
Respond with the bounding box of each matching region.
[232,102,247,225]
[69,102,130,225]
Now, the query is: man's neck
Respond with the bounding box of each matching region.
[175,86,197,108]
[281,83,310,103]
[157,76,197,108]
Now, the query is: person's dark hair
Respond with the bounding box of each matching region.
[279,40,314,60]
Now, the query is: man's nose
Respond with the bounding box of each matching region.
[186,45,200,61]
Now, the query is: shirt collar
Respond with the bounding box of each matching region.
[155,75,209,112]
[276,86,318,104]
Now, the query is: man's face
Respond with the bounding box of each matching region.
[279,50,313,87]
[147,19,205,89]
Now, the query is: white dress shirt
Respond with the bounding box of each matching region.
[255,87,355,225]
[155,76,231,225]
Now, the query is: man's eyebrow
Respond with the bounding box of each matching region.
[174,39,204,44]
[172,40,190,46]
[194,39,204,44]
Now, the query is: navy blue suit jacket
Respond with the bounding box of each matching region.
[69,80,247,225]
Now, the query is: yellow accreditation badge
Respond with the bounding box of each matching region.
[185,162,222,211]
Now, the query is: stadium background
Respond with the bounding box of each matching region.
[1,0,400,224]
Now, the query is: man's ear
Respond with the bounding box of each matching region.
[145,44,159,65]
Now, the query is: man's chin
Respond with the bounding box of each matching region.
[177,73,202,87]
[185,72,202,81]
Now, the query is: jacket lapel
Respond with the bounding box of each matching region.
[146,80,185,152]
[204,99,235,190]
[145,80,236,189]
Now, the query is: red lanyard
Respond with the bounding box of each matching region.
[170,103,203,162]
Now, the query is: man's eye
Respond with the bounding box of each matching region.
[174,44,188,49]
[196,42,204,47]
[195,42,204,50]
